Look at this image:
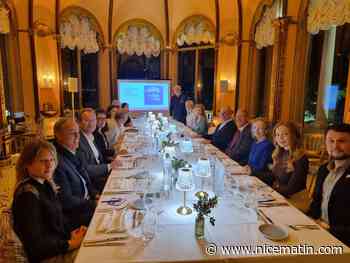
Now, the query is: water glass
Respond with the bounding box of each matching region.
[142,209,157,242]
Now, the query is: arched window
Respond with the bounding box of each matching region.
[59,8,104,109]
[304,0,350,126]
[114,20,162,81]
[175,16,215,110]
[249,0,285,119]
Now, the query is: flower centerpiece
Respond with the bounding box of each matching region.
[193,192,218,239]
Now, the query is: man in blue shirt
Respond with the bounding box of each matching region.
[170,85,187,124]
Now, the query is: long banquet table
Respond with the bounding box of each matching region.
[75,117,350,263]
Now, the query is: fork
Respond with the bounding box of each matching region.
[288,224,320,231]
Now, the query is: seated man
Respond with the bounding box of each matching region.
[93,108,115,163]
[225,109,254,165]
[204,106,236,152]
[78,108,118,191]
[308,124,350,246]
[53,117,98,231]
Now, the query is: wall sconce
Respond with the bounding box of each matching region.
[220,79,235,93]
[42,74,54,89]
[220,80,229,92]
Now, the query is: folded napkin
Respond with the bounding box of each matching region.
[97,209,127,234]
[107,178,135,192]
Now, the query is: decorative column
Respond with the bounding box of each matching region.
[268,16,289,123]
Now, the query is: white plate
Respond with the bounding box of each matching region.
[259,224,289,241]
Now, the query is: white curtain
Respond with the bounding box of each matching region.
[0,7,10,34]
[307,0,350,34]
[60,15,99,54]
[176,21,215,46]
[116,25,161,58]
[254,1,279,49]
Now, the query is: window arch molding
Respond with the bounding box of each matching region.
[59,5,106,50]
[172,14,215,48]
[112,18,164,55]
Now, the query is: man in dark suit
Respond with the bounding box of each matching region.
[204,107,236,152]
[308,124,350,246]
[169,85,187,124]
[53,117,98,231]
[225,109,254,165]
[78,108,119,191]
[93,109,115,163]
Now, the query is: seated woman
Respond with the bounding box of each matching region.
[245,118,274,175]
[189,104,208,135]
[266,122,309,197]
[121,102,133,127]
[12,140,86,263]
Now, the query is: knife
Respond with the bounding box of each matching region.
[84,236,128,244]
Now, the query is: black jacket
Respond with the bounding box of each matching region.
[12,178,70,263]
[78,131,109,191]
[93,129,115,162]
[226,124,254,165]
[54,142,97,230]
[205,120,236,152]
[308,163,350,246]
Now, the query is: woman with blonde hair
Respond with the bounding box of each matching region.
[190,104,208,135]
[245,118,274,175]
[12,140,86,263]
[269,121,309,197]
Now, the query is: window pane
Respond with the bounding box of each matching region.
[81,52,99,108]
[117,53,160,80]
[304,32,324,124]
[62,48,79,109]
[329,24,350,124]
[198,48,215,110]
[256,46,273,117]
[177,50,195,99]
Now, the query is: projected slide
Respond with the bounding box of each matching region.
[118,80,170,111]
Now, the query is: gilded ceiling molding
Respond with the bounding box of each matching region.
[307,0,350,34]
[113,19,164,58]
[174,15,215,47]
[59,5,105,53]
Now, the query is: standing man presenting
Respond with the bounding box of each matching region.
[170,85,187,124]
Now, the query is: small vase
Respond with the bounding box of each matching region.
[195,214,205,239]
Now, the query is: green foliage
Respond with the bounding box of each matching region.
[171,157,189,171]
[193,192,218,226]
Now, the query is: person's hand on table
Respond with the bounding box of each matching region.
[244,165,252,175]
[68,226,87,250]
[110,158,123,170]
[119,148,128,155]
[315,219,330,230]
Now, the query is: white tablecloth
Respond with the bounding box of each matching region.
[75,118,350,263]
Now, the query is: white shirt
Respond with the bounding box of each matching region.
[238,122,249,132]
[217,119,232,131]
[82,131,100,164]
